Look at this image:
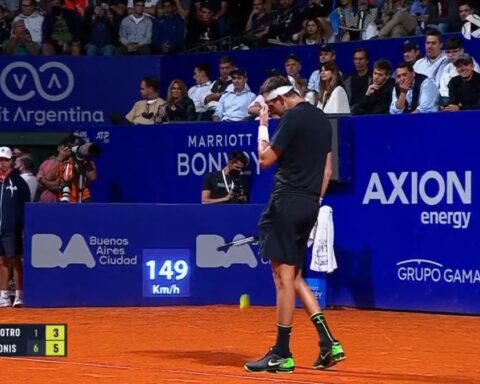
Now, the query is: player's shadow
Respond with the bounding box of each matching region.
[135,350,250,367]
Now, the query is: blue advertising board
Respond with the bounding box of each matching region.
[326,111,480,314]
[24,203,326,308]
[0,56,160,129]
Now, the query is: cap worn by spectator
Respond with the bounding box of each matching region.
[319,44,334,53]
[230,68,247,77]
[0,147,12,159]
[403,40,419,52]
[285,53,300,63]
[454,53,473,66]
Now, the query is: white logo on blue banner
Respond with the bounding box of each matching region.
[31,234,96,268]
[397,259,480,284]
[196,234,258,268]
[462,14,480,40]
[0,61,74,102]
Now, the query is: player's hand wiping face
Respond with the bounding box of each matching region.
[259,104,269,126]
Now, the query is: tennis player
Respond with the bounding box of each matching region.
[244,76,345,373]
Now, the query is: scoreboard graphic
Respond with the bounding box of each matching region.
[0,324,67,357]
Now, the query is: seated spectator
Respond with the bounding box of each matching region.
[201,150,249,204]
[318,62,350,114]
[42,0,82,55]
[187,3,220,49]
[378,0,417,38]
[83,4,116,56]
[165,79,196,121]
[152,0,184,54]
[390,62,439,114]
[344,48,372,107]
[402,39,420,65]
[300,0,332,20]
[296,16,333,45]
[3,19,40,54]
[439,37,479,105]
[448,1,474,33]
[443,54,480,111]
[284,53,307,96]
[14,155,37,202]
[13,0,43,45]
[127,0,158,16]
[0,0,18,20]
[243,0,273,48]
[204,56,234,113]
[193,0,228,26]
[409,0,437,34]
[352,59,394,115]
[213,68,256,121]
[117,0,153,55]
[269,0,302,43]
[187,64,212,119]
[328,0,354,40]
[228,0,252,37]
[342,0,378,41]
[126,76,167,124]
[413,28,447,87]
[307,44,336,93]
[0,7,12,51]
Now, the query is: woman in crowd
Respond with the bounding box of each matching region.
[297,17,333,45]
[318,62,351,114]
[165,79,196,122]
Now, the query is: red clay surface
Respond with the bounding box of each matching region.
[1,306,479,384]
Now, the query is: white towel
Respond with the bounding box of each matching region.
[307,205,337,273]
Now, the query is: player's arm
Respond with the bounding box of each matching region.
[257,105,280,169]
[320,152,333,199]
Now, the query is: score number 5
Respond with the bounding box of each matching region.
[146,260,188,281]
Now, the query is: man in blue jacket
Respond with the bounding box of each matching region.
[0,147,30,308]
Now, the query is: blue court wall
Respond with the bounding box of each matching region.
[23,111,480,314]
[325,111,479,315]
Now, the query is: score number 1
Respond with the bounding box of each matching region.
[145,259,189,281]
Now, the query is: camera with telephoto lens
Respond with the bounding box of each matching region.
[70,139,102,162]
[230,172,248,203]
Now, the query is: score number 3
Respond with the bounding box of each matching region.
[146,260,188,281]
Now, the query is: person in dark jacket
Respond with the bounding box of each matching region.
[164,79,196,122]
[352,59,395,115]
[443,53,480,111]
[0,147,30,308]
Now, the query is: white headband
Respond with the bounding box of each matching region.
[264,85,294,102]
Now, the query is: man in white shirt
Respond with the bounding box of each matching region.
[13,0,43,45]
[187,64,212,120]
[413,29,447,87]
[438,36,480,105]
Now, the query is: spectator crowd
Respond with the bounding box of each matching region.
[0,0,477,55]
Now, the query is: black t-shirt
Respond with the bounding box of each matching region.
[271,102,332,198]
[448,72,480,110]
[202,170,233,199]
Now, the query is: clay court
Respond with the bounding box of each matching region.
[2,306,479,384]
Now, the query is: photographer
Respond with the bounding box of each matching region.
[201,150,249,204]
[45,134,98,203]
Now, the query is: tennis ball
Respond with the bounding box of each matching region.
[239,294,250,310]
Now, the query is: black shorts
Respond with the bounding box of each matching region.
[258,194,319,268]
[0,232,23,259]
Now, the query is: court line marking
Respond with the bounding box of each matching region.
[3,357,130,370]
[4,357,331,383]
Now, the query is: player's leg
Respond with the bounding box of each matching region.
[295,269,345,369]
[245,197,296,373]
[244,262,296,374]
[0,249,11,307]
